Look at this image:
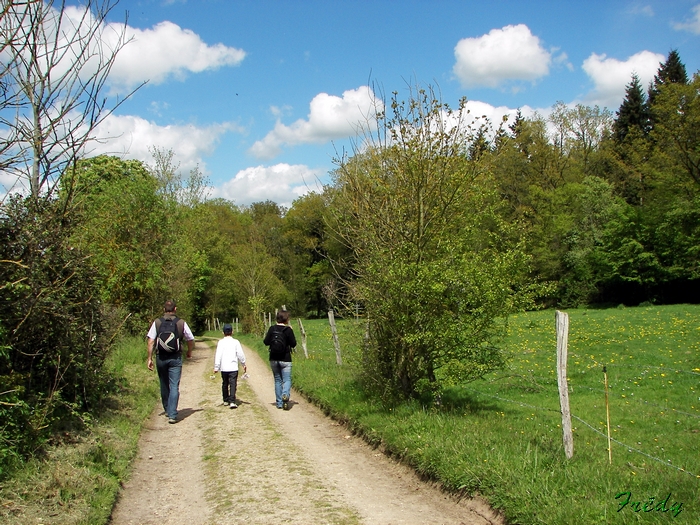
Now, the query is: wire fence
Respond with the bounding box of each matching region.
[462,373,699,479]
[490,369,700,420]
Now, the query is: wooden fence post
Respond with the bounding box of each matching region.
[604,365,612,464]
[328,310,342,365]
[556,310,574,459]
[297,318,309,358]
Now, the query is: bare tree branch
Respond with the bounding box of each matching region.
[0,0,145,202]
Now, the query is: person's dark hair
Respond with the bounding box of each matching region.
[276,310,290,324]
[164,299,176,313]
[223,323,233,335]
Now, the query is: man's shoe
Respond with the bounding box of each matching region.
[282,394,289,411]
[229,402,238,409]
[168,418,177,424]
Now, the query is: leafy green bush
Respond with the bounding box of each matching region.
[0,196,109,475]
[329,86,546,401]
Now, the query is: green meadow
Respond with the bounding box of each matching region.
[241,305,699,524]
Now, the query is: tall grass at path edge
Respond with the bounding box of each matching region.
[239,305,699,524]
[0,336,159,525]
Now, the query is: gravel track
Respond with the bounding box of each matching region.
[109,341,504,525]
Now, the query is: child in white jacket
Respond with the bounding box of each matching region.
[213,324,247,408]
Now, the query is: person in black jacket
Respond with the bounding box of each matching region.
[263,310,296,410]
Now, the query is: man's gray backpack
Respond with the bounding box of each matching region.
[155,316,183,354]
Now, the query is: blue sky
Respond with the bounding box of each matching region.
[79,1,700,207]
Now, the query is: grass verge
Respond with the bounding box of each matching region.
[240,305,699,524]
[0,336,158,525]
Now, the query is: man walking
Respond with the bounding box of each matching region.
[147,300,195,424]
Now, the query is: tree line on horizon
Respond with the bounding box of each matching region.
[1,9,698,474]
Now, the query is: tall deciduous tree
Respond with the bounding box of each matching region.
[0,0,143,201]
[548,102,612,181]
[231,242,287,335]
[191,199,246,326]
[649,74,700,190]
[63,155,169,329]
[144,146,212,329]
[330,85,542,401]
[282,192,333,316]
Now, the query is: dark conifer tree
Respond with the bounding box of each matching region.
[613,74,649,143]
[648,49,688,107]
[509,109,525,136]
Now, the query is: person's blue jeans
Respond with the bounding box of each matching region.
[156,354,183,419]
[270,360,292,408]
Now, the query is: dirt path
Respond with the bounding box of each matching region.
[110,340,504,525]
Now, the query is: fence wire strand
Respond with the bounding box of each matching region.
[462,386,699,478]
[570,414,698,478]
[492,366,700,420]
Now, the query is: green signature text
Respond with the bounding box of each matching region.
[615,492,683,517]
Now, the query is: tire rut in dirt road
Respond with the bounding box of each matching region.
[110,344,211,525]
[110,341,504,525]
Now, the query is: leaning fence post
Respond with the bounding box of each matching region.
[297,318,309,358]
[328,309,342,365]
[556,310,574,459]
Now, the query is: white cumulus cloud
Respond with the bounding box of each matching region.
[453,24,552,88]
[21,5,245,94]
[581,50,664,108]
[249,86,383,160]
[90,114,238,172]
[108,20,246,92]
[673,4,700,34]
[464,100,534,128]
[211,163,324,208]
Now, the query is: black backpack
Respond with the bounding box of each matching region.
[269,327,287,355]
[155,316,182,354]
